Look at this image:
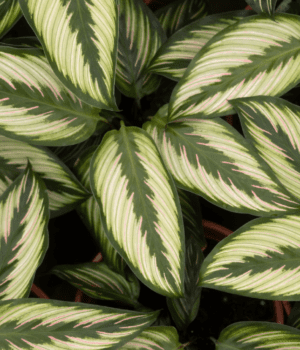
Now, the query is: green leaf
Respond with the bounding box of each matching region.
[147,10,255,82]
[119,326,182,349]
[90,122,185,297]
[216,321,300,349]
[116,0,166,100]
[0,134,90,219]
[199,214,300,301]
[0,46,108,147]
[73,145,127,275]
[19,0,120,111]
[50,261,140,308]
[143,104,300,216]
[246,0,278,15]
[1,36,43,49]
[0,0,22,40]
[0,160,49,300]
[168,13,300,121]
[230,96,300,203]
[154,0,208,38]
[0,298,159,349]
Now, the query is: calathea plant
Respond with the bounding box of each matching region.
[1,0,300,348]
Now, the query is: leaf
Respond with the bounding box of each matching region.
[90,121,185,297]
[167,233,203,331]
[1,36,43,49]
[0,0,22,40]
[142,104,300,216]
[19,0,119,111]
[230,96,300,203]
[50,261,140,308]
[0,298,159,349]
[199,214,300,301]
[119,326,182,349]
[0,160,49,300]
[245,0,278,15]
[216,321,300,349]
[168,13,300,121]
[116,0,166,100]
[0,134,90,219]
[73,145,126,275]
[147,10,255,82]
[154,0,208,38]
[0,46,108,147]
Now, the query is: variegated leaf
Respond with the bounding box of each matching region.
[199,214,300,300]
[0,134,90,219]
[0,0,22,40]
[73,145,126,275]
[142,104,300,216]
[50,261,140,308]
[116,0,166,100]
[90,121,185,297]
[119,326,182,349]
[215,321,300,349]
[147,10,255,82]
[177,187,206,247]
[0,298,159,349]
[154,0,208,38]
[167,233,203,331]
[246,0,278,15]
[0,161,49,300]
[1,36,42,49]
[230,96,300,203]
[168,13,300,121]
[19,0,119,111]
[0,46,108,146]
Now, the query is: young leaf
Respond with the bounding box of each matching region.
[245,0,278,15]
[154,0,208,38]
[230,96,300,202]
[0,298,159,349]
[143,104,300,216]
[50,262,140,308]
[0,134,90,219]
[168,13,300,121]
[116,0,166,100]
[19,0,120,111]
[73,145,127,275]
[0,46,105,147]
[0,0,22,40]
[199,214,300,301]
[147,10,255,82]
[0,160,49,300]
[89,122,186,297]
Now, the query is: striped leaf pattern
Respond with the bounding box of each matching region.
[116,0,166,100]
[0,161,49,300]
[230,96,300,203]
[19,0,119,111]
[90,121,185,297]
[50,262,140,308]
[216,321,300,349]
[154,0,208,38]
[73,145,126,275]
[147,10,255,82]
[0,0,22,40]
[246,0,278,15]
[168,13,300,121]
[142,104,300,216]
[0,298,159,349]
[167,233,203,331]
[119,326,182,349]
[0,46,107,147]
[0,135,90,219]
[199,214,300,300]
